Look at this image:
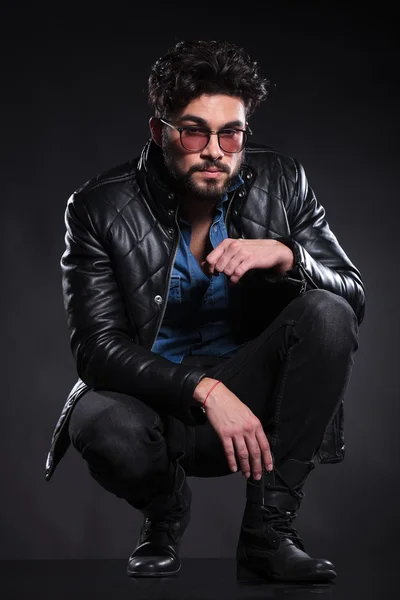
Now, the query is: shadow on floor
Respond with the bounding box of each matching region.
[0,557,397,599]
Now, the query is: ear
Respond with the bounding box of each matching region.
[149,116,163,147]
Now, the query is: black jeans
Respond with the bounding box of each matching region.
[68,289,359,508]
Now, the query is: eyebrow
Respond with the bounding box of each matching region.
[176,114,245,129]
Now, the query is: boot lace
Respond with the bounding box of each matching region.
[262,506,304,549]
[142,518,181,545]
[262,465,305,550]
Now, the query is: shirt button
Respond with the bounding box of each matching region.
[168,192,174,200]
[168,209,174,217]
[238,190,245,197]
[168,228,175,236]
[246,172,252,180]
[154,295,163,305]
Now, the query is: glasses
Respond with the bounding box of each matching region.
[159,119,252,153]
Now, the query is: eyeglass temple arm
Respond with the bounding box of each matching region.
[159,119,177,131]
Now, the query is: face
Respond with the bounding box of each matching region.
[150,94,247,201]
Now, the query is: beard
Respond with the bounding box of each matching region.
[162,136,244,201]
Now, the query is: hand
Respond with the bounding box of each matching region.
[193,378,273,479]
[201,238,294,283]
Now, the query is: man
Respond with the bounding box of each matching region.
[45,40,364,583]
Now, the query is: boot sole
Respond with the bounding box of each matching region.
[237,561,337,583]
[127,563,181,578]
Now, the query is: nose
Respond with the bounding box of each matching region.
[201,133,224,161]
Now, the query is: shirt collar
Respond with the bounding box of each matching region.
[218,174,244,208]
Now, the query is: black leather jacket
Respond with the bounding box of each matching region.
[45,139,365,481]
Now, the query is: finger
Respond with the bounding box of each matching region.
[228,258,251,283]
[255,427,273,472]
[221,437,238,473]
[215,240,243,273]
[222,255,243,277]
[206,238,233,265]
[233,437,251,477]
[244,434,263,480]
[201,261,217,276]
[205,240,232,271]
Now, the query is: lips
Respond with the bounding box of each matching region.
[200,170,224,178]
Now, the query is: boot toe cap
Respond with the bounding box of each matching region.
[314,558,337,580]
[127,545,180,577]
[289,557,336,581]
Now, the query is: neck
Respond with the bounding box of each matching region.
[179,195,218,225]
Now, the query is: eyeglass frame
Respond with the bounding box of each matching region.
[159,118,253,153]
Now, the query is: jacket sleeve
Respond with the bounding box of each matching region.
[277,159,366,325]
[61,191,208,426]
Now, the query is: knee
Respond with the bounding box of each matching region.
[304,288,357,323]
[298,289,359,348]
[68,390,165,481]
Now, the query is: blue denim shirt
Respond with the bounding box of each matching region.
[152,177,244,364]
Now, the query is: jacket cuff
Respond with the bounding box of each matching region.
[180,368,209,426]
[271,237,301,277]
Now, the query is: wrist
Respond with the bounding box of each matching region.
[193,378,223,410]
[193,377,218,404]
[275,243,295,274]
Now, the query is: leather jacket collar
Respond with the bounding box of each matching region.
[137,139,181,225]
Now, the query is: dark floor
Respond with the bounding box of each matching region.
[0,557,397,600]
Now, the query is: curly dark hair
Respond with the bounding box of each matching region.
[148,40,270,119]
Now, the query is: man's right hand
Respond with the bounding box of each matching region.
[193,377,273,479]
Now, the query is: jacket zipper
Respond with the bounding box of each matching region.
[298,263,317,292]
[281,263,317,295]
[150,210,181,349]
[284,275,307,294]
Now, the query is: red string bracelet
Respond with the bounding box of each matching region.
[201,380,222,412]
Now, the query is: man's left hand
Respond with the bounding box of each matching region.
[201,239,294,284]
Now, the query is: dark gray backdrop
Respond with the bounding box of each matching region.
[2,4,399,561]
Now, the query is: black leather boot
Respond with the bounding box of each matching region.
[236,459,337,583]
[127,462,191,577]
